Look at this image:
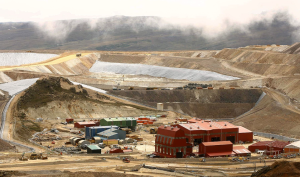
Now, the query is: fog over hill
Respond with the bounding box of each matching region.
[0,12,299,50]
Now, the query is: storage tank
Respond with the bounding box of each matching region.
[78,140,91,146]
[69,137,76,143]
[72,138,81,146]
[93,137,102,144]
[157,103,163,111]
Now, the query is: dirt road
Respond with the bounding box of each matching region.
[0,153,294,177]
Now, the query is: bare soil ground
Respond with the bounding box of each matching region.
[1,46,300,176]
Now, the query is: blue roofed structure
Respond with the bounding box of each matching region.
[85,126,119,140]
[97,128,126,140]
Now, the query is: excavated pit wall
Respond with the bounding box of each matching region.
[214,48,300,76]
[109,89,262,118]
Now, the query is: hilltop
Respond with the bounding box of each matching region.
[0,13,297,51]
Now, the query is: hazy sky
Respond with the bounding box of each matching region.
[0,0,299,25]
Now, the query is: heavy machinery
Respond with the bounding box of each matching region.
[37,153,48,160]
[150,127,158,134]
[122,157,130,163]
[19,153,28,161]
[121,128,132,134]
[30,153,38,160]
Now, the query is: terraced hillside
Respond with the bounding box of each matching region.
[109,89,262,118]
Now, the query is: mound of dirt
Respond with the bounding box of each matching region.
[0,139,16,151]
[16,76,96,110]
[252,161,300,177]
[11,76,160,141]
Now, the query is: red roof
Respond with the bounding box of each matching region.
[202,141,233,146]
[233,146,251,154]
[157,125,185,137]
[207,152,235,157]
[179,121,237,131]
[237,126,252,133]
[249,141,289,148]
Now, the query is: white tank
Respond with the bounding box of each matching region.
[157,103,163,111]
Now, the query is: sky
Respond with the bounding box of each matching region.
[0,0,299,25]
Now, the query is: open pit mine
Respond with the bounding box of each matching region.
[1,44,300,176]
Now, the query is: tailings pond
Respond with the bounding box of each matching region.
[90,61,240,81]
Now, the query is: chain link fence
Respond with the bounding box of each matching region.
[254,131,299,142]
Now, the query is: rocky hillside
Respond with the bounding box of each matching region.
[11,76,160,141]
[252,161,300,177]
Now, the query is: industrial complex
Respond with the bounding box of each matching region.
[1,43,300,176]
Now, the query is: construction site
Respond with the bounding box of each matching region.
[1,43,300,176]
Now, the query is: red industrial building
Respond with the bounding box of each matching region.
[136,117,154,125]
[174,120,253,145]
[74,121,100,128]
[248,141,289,155]
[154,125,193,158]
[154,119,253,158]
[237,126,253,143]
[198,141,235,157]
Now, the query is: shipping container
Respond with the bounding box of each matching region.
[100,117,136,129]
[103,139,118,146]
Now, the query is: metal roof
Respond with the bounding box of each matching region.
[250,141,289,148]
[87,145,101,150]
[159,125,181,132]
[180,121,237,131]
[285,141,300,149]
[237,126,252,133]
[233,146,251,154]
[98,128,118,137]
